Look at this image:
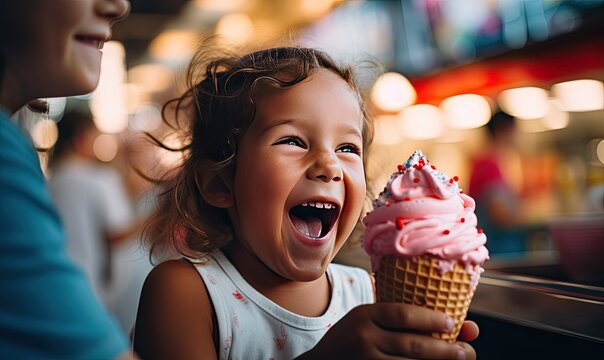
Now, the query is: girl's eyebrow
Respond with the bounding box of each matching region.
[339,125,363,140]
[260,118,298,134]
[334,117,364,141]
[259,117,363,140]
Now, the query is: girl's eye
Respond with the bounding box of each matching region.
[274,136,306,148]
[337,144,361,155]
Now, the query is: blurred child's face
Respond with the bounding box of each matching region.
[229,69,366,281]
[1,0,129,102]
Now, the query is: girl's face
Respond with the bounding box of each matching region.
[0,0,129,107]
[229,69,366,281]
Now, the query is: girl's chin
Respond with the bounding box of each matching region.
[285,264,328,282]
[285,252,333,281]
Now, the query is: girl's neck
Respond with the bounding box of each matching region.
[221,241,332,317]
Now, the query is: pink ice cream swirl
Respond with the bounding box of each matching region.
[363,150,489,286]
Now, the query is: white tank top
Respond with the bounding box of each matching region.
[192,250,374,360]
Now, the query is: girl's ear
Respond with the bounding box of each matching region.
[194,162,234,208]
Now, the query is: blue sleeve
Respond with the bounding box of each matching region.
[0,116,128,359]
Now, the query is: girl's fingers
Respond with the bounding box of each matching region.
[458,320,480,342]
[377,332,475,360]
[369,303,453,333]
[455,341,477,360]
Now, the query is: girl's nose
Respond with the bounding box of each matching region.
[97,0,130,23]
[307,152,343,182]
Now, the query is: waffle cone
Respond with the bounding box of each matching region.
[375,254,478,343]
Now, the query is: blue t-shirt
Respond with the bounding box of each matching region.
[0,112,128,359]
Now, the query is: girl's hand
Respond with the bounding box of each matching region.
[459,320,479,342]
[298,303,476,359]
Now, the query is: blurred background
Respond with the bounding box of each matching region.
[20,0,604,340]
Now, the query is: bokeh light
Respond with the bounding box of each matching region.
[93,134,119,162]
[399,104,445,140]
[552,79,604,112]
[31,119,58,149]
[498,87,549,120]
[440,94,491,129]
[370,72,416,113]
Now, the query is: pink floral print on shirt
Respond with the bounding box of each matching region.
[273,325,288,350]
[232,290,249,304]
[223,336,232,357]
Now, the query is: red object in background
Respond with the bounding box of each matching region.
[549,214,604,284]
[520,153,559,199]
[410,24,604,104]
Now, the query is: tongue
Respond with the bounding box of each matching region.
[291,216,323,238]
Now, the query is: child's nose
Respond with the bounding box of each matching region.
[307,152,343,182]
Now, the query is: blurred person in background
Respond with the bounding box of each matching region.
[469,110,525,255]
[108,133,158,335]
[48,105,143,314]
[0,1,135,359]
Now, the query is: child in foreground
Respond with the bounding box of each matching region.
[133,46,479,359]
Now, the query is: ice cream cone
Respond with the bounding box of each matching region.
[375,254,478,343]
[364,150,488,343]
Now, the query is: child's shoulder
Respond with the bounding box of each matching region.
[148,258,200,281]
[135,259,216,356]
[141,258,211,312]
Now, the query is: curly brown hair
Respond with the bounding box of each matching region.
[144,45,374,261]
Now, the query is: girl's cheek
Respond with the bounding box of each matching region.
[348,165,366,190]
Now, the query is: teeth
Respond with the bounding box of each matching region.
[301,201,337,209]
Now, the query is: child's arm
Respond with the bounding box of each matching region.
[133,260,217,360]
[297,303,476,359]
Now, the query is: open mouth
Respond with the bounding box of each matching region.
[289,201,339,239]
[75,35,105,50]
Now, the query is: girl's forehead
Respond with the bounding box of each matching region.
[251,70,364,132]
[255,69,358,105]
